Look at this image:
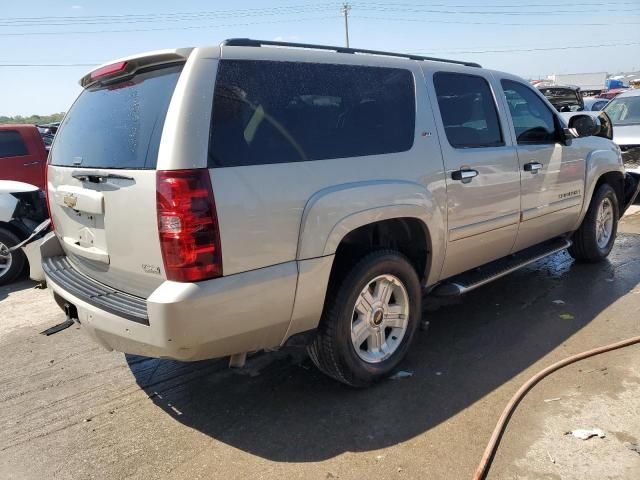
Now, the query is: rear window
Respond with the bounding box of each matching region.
[433,72,504,149]
[0,130,28,158]
[208,60,415,167]
[50,65,182,169]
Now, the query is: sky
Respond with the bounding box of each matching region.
[1,0,639,116]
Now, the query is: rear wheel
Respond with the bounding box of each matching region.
[0,228,27,286]
[307,250,421,387]
[568,183,619,263]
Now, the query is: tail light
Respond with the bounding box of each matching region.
[156,169,222,282]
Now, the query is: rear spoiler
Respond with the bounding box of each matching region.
[80,48,193,89]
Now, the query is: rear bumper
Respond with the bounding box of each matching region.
[40,233,298,361]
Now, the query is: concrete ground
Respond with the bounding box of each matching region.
[1,213,640,480]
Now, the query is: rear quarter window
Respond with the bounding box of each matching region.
[0,130,28,158]
[208,60,416,167]
[50,65,182,169]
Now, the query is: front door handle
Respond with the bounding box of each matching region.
[451,168,479,183]
[524,161,543,173]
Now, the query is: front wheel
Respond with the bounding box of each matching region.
[307,250,421,387]
[568,183,619,263]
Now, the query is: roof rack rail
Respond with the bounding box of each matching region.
[221,38,481,68]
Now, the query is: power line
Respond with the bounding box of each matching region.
[356,6,640,16]
[354,15,640,26]
[0,16,338,36]
[411,41,640,55]
[358,1,640,8]
[1,2,637,27]
[0,4,341,26]
[2,41,639,67]
[0,64,97,67]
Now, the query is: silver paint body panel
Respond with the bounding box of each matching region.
[43,44,624,361]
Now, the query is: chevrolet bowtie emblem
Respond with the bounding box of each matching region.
[63,195,77,209]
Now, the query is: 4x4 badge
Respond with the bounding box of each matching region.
[142,264,161,275]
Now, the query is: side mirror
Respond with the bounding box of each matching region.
[568,114,598,138]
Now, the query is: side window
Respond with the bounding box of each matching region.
[433,72,503,149]
[501,80,557,144]
[0,130,28,158]
[208,60,415,167]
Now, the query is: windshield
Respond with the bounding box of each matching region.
[603,95,640,126]
[50,65,182,169]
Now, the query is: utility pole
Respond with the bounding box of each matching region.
[341,2,351,48]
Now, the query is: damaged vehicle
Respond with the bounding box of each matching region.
[0,181,51,285]
[603,89,640,172]
[536,83,584,112]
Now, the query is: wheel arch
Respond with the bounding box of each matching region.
[594,171,625,216]
[573,149,625,230]
[0,221,29,241]
[284,181,445,343]
[296,180,445,283]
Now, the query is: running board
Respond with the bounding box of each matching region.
[431,238,572,298]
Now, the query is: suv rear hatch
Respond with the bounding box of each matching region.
[47,52,187,298]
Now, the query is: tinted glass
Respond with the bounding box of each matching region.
[603,95,640,126]
[50,65,182,169]
[433,72,503,149]
[501,80,557,144]
[209,60,415,167]
[0,130,28,158]
[592,100,608,111]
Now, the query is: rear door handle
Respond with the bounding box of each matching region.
[23,161,39,167]
[451,168,479,183]
[524,162,543,173]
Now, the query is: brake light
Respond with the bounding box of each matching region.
[90,61,127,81]
[156,169,222,282]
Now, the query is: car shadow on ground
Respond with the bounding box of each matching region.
[127,234,640,463]
[0,279,36,303]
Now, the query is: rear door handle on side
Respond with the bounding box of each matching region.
[23,161,39,167]
[451,168,479,184]
[524,162,543,173]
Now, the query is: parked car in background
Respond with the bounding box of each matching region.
[42,39,639,387]
[0,125,47,190]
[583,97,609,111]
[536,84,584,112]
[598,88,627,101]
[36,122,60,151]
[604,89,640,171]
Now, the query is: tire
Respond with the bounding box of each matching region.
[568,183,619,263]
[0,228,27,286]
[307,250,421,387]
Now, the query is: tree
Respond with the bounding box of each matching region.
[0,112,65,125]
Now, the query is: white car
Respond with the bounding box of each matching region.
[603,89,640,172]
[0,181,50,285]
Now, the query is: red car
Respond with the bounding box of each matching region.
[0,125,47,190]
[597,88,627,101]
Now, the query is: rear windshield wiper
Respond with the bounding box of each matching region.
[71,171,134,183]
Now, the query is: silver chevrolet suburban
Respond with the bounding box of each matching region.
[42,39,640,387]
